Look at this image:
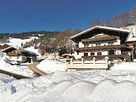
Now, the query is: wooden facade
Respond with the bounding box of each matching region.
[75,44,126,51]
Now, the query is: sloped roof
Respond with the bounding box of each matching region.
[2,46,38,56]
[2,46,17,52]
[0,44,10,50]
[71,26,130,43]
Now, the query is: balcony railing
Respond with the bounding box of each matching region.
[75,44,126,51]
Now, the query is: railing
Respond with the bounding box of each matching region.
[67,57,109,70]
[75,44,126,51]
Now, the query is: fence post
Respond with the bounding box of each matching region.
[93,57,96,64]
[105,57,109,65]
[81,58,84,64]
[70,58,73,64]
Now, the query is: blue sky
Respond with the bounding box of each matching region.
[0,0,135,33]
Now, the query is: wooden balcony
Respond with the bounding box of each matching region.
[67,60,109,71]
[75,44,126,51]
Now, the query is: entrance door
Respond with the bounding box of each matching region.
[109,50,114,55]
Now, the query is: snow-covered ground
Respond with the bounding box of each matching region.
[111,62,136,71]
[0,58,35,77]
[1,70,136,102]
[7,37,38,47]
[24,46,41,57]
[0,54,136,102]
[37,59,67,73]
[1,36,136,101]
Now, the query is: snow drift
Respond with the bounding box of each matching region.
[37,59,67,73]
[0,58,34,77]
[1,70,136,102]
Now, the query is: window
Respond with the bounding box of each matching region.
[97,52,102,55]
[90,52,95,56]
[84,52,88,56]
[109,50,114,55]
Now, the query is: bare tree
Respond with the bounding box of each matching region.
[73,29,82,35]
[90,12,131,27]
[130,6,136,23]
[111,12,131,27]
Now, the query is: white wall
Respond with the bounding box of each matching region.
[114,39,120,45]
[8,56,27,62]
[74,51,84,59]
[102,51,108,55]
[101,43,108,46]
[115,50,121,55]
[79,42,84,48]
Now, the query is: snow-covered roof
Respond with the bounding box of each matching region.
[2,46,17,52]
[126,36,136,42]
[71,26,130,39]
[2,46,38,56]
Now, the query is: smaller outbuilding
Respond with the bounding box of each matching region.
[0,44,10,50]
[2,46,38,65]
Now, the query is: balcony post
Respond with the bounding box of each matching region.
[105,57,109,64]
[93,57,96,64]
[81,58,84,64]
[70,58,73,64]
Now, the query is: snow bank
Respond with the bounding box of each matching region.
[111,62,136,71]
[1,71,136,102]
[1,61,136,102]
[37,60,67,73]
[0,58,34,77]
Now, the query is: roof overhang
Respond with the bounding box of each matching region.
[2,46,17,52]
[71,26,130,43]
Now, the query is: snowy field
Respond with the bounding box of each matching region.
[1,37,136,102]
[0,69,136,102]
[7,37,38,47]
